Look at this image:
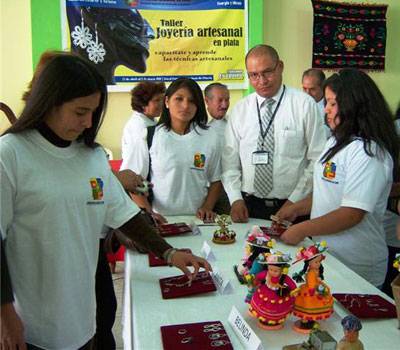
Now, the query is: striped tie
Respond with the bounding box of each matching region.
[254,98,275,198]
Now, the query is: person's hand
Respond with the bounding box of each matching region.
[275,203,298,223]
[230,200,249,223]
[280,224,307,245]
[196,207,216,222]
[170,251,212,281]
[116,169,144,193]
[151,212,168,226]
[1,303,27,350]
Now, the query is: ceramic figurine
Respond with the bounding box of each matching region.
[212,214,236,244]
[292,241,334,334]
[240,226,276,301]
[336,315,364,350]
[248,251,298,330]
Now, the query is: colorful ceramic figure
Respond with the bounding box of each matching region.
[240,226,276,301]
[292,241,334,333]
[212,214,236,244]
[248,251,298,330]
[336,315,364,350]
[393,253,400,271]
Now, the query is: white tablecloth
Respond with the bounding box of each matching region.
[123,216,399,349]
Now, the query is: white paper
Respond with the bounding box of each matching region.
[211,268,234,295]
[228,306,263,350]
[200,241,217,262]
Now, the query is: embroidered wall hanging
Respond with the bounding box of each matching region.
[312,0,388,70]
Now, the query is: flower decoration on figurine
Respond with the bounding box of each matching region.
[291,241,334,334]
[293,240,328,264]
[212,215,236,244]
[393,253,400,272]
[248,250,298,330]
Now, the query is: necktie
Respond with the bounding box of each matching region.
[254,98,275,198]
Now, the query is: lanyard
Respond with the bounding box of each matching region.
[256,85,286,148]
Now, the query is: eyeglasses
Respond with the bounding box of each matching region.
[247,61,280,81]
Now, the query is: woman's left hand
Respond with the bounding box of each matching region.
[196,207,216,221]
[280,225,306,245]
[170,251,212,280]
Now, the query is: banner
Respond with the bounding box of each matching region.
[62,0,248,91]
[312,0,387,71]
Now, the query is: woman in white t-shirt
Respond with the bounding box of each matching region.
[0,55,210,349]
[276,69,399,287]
[122,78,222,222]
[121,81,166,162]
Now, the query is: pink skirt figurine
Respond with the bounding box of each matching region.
[249,251,297,330]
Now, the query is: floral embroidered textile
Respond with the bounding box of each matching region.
[312,0,388,70]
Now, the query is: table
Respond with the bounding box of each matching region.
[123,216,399,349]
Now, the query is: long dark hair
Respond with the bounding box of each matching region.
[3,54,107,148]
[244,245,271,268]
[158,78,208,131]
[321,69,399,180]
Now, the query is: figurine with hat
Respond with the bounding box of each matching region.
[291,241,334,333]
[240,226,276,302]
[248,251,298,330]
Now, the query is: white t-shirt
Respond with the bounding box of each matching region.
[383,210,400,247]
[222,85,327,204]
[0,130,140,350]
[121,110,157,162]
[121,125,222,215]
[311,137,392,287]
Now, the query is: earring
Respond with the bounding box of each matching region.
[71,8,93,49]
[86,23,106,64]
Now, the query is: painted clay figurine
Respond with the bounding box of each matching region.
[240,226,276,301]
[292,241,334,333]
[336,315,364,350]
[212,214,236,244]
[248,251,298,330]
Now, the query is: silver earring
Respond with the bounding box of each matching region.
[71,9,92,49]
[86,23,106,64]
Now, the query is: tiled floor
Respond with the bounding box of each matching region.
[112,262,125,349]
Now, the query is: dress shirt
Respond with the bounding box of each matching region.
[222,85,326,204]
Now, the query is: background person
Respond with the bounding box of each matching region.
[0,55,210,349]
[302,68,330,138]
[277,68,399,288]
[222,45,326,223]
[302,68,326,115]
[121,81,166,166]
[204,82,231,215]
[121,78,222,222]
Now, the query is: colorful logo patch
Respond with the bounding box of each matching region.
[90,178,104,200]
[193,153,206,168]
[323,161,336,179]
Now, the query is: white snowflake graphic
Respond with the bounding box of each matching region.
[71,25,92,49]
[87,40,106,64]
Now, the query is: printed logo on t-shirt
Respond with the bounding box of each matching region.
[87,178,105,204]
[193,153,206,169]
[322,161,338,184]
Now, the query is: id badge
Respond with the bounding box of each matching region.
[252,151,269,165]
